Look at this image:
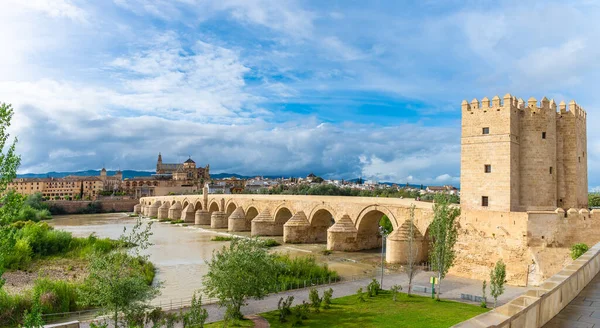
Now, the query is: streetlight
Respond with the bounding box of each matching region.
[378,226,388,288]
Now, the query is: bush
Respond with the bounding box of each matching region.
[262,239,280,247]
[277,296,294,322]
[367,279,380,297]
[391,285,402,302]
[571,243,589,260]
[170,220,184,224]
[322,288,333,309]
[33,278,79,314]
[291,301,310,326]
[0,291,31,327]
[274,254,339,290]
[356,287,365,302]
[308,288,322,312]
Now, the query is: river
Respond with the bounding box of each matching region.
[49,213,379,304]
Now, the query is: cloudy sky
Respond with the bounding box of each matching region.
[2,0,600,188]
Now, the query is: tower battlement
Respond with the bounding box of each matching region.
[462,95,587,119]
[461,93,588,212]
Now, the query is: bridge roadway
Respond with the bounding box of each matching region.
[136,193,435,264]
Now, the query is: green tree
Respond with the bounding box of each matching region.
[429,194,460,300]
[490,260,506,308]
[379,215,393,235]
[481,280,487,308]
[79,218,160,327]
[0,255,5,291]
[0,103,22,226]
[182,292,208,328]
[203,238,279,321]
[589,193,600,207]
[570,243,589,260]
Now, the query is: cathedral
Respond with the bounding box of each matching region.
[156,153,210,182]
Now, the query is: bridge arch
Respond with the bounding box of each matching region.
[225,201,238,217]
[355,205,398,250]
[274,204,294,225]
[308,205,336,243]
[182,199,190,209]
[245,206,259,222]
[208,200,220,213]
[194,200,203,211]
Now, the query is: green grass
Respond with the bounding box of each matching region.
[211,236,235,241]
[170,220,185,224]
[264,290,487,328]
[204,290,487,327]
[262,239,281,247]
[158,219,171,222]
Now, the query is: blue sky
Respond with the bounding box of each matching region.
[2,0,600,189]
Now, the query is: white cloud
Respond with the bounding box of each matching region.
[6,0,87,22]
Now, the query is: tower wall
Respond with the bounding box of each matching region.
[557,102,588,208]
[460,95,520,212]
[518,98,557,211]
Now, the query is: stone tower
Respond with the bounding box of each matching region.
[156,153,162,173]
[460,94,587,212]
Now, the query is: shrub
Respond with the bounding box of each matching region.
[308,288,322,312]
[571,243,589,260]
[367,279,380,297]
[322,288,333,309]
[274,254,339,290]
[291,301,310,326]
[391,284,402,302]
[170,220,184,224]
[262,239,281,247]
[0,291,31,326]
[8,238,33,269]
[356,287,365,302]
[33,278,79,314]
[277,296,294,322]
[158,219,171,222]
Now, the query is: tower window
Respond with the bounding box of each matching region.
[482,196,489,207]
[542,132,546,139]
[549,167,553,174]
[484,165,492,173]
[482,127,490,135]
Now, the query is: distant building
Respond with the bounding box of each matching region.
[8,168,123,200]
[156,153,210,183]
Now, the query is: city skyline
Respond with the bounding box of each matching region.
[2,1,599,189]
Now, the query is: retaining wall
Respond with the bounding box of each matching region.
[452,241,600,327]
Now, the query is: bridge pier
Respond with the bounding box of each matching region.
[168,202,182,220]
[228,208,250,232]
[181,204,195,223]
[385,222,428,264]
[283,212,311,243]
[211,211,228,229]
[148,201,161,218]
[133,204,141,214]
[251,209,276,236]
[158,202,170,219]
[327,215,358,251]
[195,210,210,225]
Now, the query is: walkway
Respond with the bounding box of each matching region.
[544,273,600,327]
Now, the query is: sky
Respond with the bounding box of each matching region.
[2,0,600,189]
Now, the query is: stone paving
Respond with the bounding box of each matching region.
[544,274,600,327]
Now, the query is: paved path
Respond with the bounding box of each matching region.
[245,315,270,328]
[544,274,600,327]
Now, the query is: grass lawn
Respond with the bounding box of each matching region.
[205,290,488,328]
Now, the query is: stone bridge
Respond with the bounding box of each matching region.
[135,193,435,264]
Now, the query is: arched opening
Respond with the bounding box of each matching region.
[183,201,189,209]
[194,201,203,211]
[209,201,220,214]
[226,202,237,217]
[273,207,293,235]
[171,200,176,205]
[356,209,395,250]
[246,207,259,222]
[310,209,335,243]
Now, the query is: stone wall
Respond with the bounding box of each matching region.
[453,241,600,328]
[48,199,138,214]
